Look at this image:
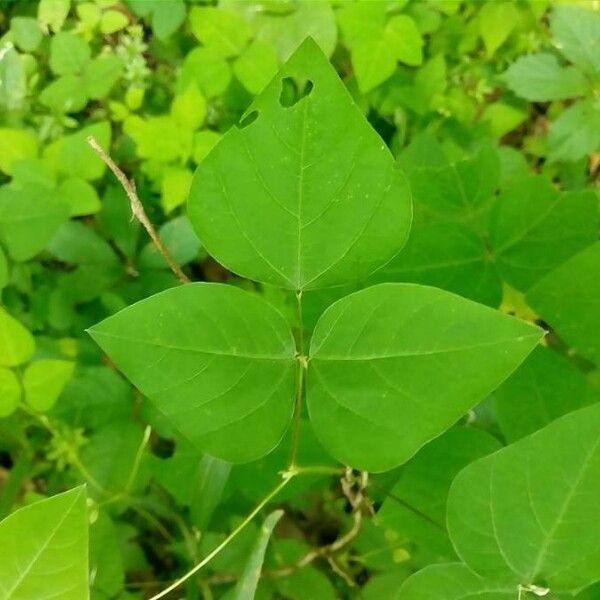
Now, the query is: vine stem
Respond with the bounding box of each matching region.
[86,136,190,285]
[288,290,306,469]
[147,475,293,600]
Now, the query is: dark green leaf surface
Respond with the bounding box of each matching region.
[527,242,600,365]
[88,283,297,462]
[307,283,542,471]
[447,403,600,592]
[188,38,411,290]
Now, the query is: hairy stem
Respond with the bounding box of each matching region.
[86,136,191,284]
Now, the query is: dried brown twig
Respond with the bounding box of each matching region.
[86,136,191,284]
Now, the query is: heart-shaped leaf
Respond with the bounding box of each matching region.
[447,403,600,592]
[88,283,296,463]
[307,283,542,471]
[188,37,411,291]
[0,486,88,599]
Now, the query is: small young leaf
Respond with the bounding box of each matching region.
[0,307,35,367]
[307,283,542,471]
[189,6,252,58]
[0,486,88,599]
[0,367,21,418]
[49,31,91,76]
[88,284,297,462]
[447,403,600,592]
[188,38,411,290]
[23,359,75,412]
[0,128,37,176]
[527,242,600,365]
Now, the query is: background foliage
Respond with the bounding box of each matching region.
[0,0,599,599]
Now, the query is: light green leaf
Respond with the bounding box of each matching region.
[399,563,514,600]
[49,31,91,75]
[386,15,423,67]
[352,38,399,93]
[233,510,284,600]
[490,176,598,291]
[124,115,191,163]
[337,0,386,48]
[88,283,297,463]
[178,47,232,98]
[39,75,88,113]
[447,403,600,592]
[190,455,231,530]
[378,427,501,567]
[0,129,38,176]
[0,367,20,418]
[193,130,221,164]
[161,166,193,213]
[171,86,206,131]
[151,0,186,40]
[82,55,123,100]
[0,47,27,112]
[10,17,43,52]
[0,486,88,599]
[139,216,200,270]
[307,283,542,471]
[188,38,411,291]
[100,9,129,34]
[234,40,280,95]
[551,6,600,75]
[38,0,70,32]
[527,242,600,365]
[189,6,252,58]
[58,177,101,216]
[547,99,600,163]
[23,359,75,412]
[495,346,594,443]
[504,53,588,102]
[0,247,7,290]
[0,307,35,367]
[376,222,502,307]
[0,182,70,261]
[479,1,519,57]
[90,512,124,598]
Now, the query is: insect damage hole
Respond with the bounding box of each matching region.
[238,110,259,129]
[279,77,314,108]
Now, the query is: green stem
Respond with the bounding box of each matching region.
[124,425,151,493]
[148,475,292,600]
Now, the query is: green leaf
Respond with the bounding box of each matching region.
[504,53,588,101]
[171,86,207,131]
[58,177,102,216]
[307,283,542,471]
[38,0,70,32]
[489,176,598,291]
[378,427,501,567]
[527,242,600,365]
[0,486,88,599]
[23,359,75,412]
[233,510,284,600]
[190,455,231,529]
[0,247,7,290]
[0,367,21,418]
[90,512,124,598]
[188,38,411,291]
[88,283,297,463]
[447,403,600,592]
[139,216,200,270]
[0,307,35,367]
[178,47,232,98]
[99,9,129,34]
[10,17,43,52]
[0,129,37,176]
[49,31,91,75]
[399,563,514,600]
[0,308,35,369]
[551,6,600,75]
[189,6,252,58]
[352,38,399,94]
[386,15,423,67]
[494,346,594,443]
[151,0,186,40]
[478,1,519,57]
[40,75,88,113]
[337,0,386,49]
[0,183,70,261]
[234,40,280,95]
[547,99,600,163]
[161,167,193,213]
[376,222,502,307]
[124,115,191,163]
[82,55,123,100]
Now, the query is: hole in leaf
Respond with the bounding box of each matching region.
[238,110,259,129]
[279,77,314,108]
